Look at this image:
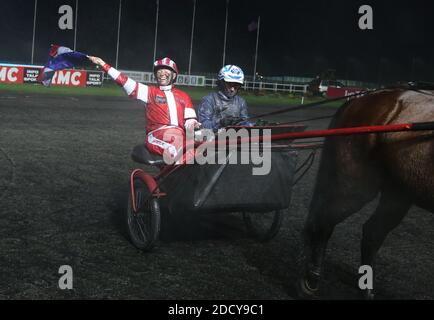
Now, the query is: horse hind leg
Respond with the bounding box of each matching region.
[298,171,380,298]
[360,184,411,299]
[298,214,335,298]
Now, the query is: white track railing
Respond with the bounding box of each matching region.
[102,70,309,94]
[205,78,308,94]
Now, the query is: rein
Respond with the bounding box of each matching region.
[247,89,375,121]
[247,83,434,122]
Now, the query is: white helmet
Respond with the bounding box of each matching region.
[218,65,244,84]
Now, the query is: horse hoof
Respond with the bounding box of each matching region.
[296,277,319,299]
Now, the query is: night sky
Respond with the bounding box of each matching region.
[1,0,434,83]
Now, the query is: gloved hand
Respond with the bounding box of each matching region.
[88,56,106,67]
[237,120,255,127]
[254,118,269,126]
[185,119,201,130]
[219,116,243,127]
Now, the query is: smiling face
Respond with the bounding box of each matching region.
[155,68,175,86]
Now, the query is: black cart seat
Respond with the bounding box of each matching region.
[131,144,165,166]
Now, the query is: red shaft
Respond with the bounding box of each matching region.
[192,123,415,151]
[269,123,413,141]
[180,123,422,165]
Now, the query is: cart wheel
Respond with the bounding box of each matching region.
[126,178,160,251]
[242,210,283,242]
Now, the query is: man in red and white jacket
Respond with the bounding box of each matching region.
[88,56,200,163]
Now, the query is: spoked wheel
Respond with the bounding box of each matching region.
[126,178,161,251]
[242,210,283,242]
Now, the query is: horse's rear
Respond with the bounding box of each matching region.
[299,88,434,299]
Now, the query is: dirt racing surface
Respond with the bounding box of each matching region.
[0,92,433,299]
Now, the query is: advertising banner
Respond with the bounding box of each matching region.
[86,71,103,86]
[0,66,24,84]
[326,86,366,98]
[50,69,86,87]
[23,67,41,83]
[0,64,103,87]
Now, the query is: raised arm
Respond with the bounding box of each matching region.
[88,56,148,103]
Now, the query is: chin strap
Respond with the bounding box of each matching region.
[159,84,173,91]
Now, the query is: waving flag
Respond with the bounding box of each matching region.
[39,45,88,86]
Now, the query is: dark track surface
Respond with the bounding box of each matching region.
[0,92,433,299]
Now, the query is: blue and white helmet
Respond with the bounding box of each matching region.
[217,65,244,85]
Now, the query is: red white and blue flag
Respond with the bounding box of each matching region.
[39,45,88,86]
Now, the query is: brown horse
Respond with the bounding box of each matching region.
[298,88,434,299]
